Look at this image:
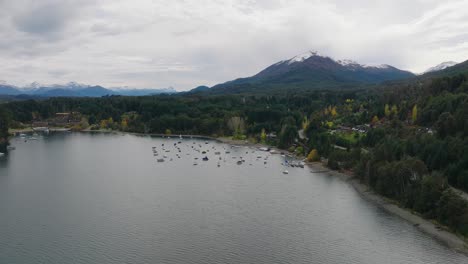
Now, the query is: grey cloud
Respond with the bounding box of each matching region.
[13,3,71,35]
[0,0,467,89]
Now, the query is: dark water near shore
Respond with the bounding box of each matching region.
[0,132,467,264]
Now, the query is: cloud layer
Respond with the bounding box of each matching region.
[0,0,467,90]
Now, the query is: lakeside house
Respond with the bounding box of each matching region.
[49,112,82,127]
[30,112,82,128]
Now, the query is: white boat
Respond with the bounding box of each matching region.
[283,170,289,174]
[0,152,4,157]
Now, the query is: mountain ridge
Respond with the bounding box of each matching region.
[0,82,177,97]
[209,51,415,94]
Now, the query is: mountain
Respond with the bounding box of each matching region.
[185,85,210,94]
[0,82,177,97]
[423,61,458,74]
[421,59,468,78]
[24,84,116,97]
[211,51,415,93]
[115,87,177,96]
[0,84,21,95]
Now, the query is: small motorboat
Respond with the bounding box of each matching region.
[157,159,164,162]
[202,156,209,161]
[283,170,289,174]
[236,160,242,165]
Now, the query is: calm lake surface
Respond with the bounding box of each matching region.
[0,132,467,264]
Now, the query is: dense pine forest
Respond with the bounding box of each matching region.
[1,70,468,237]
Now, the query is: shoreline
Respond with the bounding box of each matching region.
[305,161,468,255]
[11,128,468,254]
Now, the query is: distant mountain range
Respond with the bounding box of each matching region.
[0,81,176,97]
[1,51,464,97]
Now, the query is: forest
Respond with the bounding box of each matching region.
[1,71,468,237]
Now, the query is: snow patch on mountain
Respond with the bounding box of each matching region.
[423,61,458,74]
[285,51,391,70]
[362,63,390,69]
[287,51,322,64]
[337,59,359,66]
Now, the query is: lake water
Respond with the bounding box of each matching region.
[0,132,467,264]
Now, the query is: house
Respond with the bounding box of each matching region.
[336,125,353,133]
[50,112,82,127]
[32,121,49,128]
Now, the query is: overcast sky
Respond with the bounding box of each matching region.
[0,0,467,90]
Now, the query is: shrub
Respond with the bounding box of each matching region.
[307,149,320,162]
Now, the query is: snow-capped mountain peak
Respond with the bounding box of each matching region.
[284,51,392,70]
[362,63,390,69]
[287,50,322,64]
[23,81,43,90]
[423,61,458,74]
[337,59,359,66]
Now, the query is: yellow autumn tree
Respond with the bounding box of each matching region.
[391,105,398,116]
[412,105,418,123]
[100,119,107,129]
[371,115,379,124]
[260,128,267,143]
[121,119,128,130]
[307,149,320,162]
[165,129,172,135]
[331,106,338,117]
[384,104,391,117]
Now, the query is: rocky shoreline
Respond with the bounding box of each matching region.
[305,161,468,255]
